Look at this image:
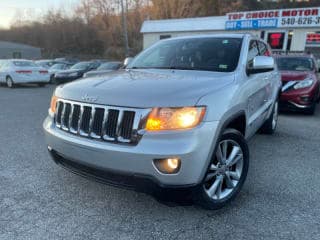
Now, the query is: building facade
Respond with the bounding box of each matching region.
[141,6,320,57]
[0,41,41,59]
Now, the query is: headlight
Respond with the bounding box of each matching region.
[50,95,58,113]
[293,78,314,90]
[146,107,206,131]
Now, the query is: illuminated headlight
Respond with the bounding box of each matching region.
[69,72,79,77]
[293,78,314,90]
[146,107,206,131]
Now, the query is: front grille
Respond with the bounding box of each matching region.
[54,99,150,145]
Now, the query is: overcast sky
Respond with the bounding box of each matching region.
[0,0,77,28]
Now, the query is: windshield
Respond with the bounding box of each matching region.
[276,57,314,71]
[13,61,37,67]
[129,37,242,72]
[97,62,121,70]
[71,62,91,70]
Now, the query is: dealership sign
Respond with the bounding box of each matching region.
[225,7,320,30]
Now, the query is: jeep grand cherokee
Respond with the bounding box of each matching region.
[43,34,281,209]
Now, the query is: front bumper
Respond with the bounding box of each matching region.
[54,76,81,83]
[280,85,318,110]
[43,116,220,188]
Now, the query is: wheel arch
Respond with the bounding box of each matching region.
[221,111,247,137]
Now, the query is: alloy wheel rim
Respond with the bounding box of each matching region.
[272,102,278,130]
[203,139,244,200]
[7,79,12,88]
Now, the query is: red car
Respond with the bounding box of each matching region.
[276,55,320,114]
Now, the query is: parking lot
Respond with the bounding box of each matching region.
[1,85,320,240]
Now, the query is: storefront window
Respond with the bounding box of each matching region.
[306,32,320,45]
[267,32,285,50]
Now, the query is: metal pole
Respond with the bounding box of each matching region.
[120,0,130,57]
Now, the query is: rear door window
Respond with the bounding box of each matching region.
[258,41,270,56]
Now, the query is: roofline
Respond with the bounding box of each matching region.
[0,40,40,50]
[156,33,250,41]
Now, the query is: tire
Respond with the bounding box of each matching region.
[194,129,249,210]
[6,76,14,88]
[304,102,316,115]
[50,75,55,84]
[259,100,279,135]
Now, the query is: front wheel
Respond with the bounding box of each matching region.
[194,129,249,210]
[304,102,316,115]
[260,100,278,134]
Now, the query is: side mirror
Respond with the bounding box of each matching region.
[248,56,275,74]
[123,57,133,68]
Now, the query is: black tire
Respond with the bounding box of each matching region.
[6,76,14,88]
[50,75,55,84]
[259,100,279,134]
[194,128,249,210]
[304,102,316,115]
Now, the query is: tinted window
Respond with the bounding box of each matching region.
[71,62,91,70]
[276,57,314,71]
[97,62,121,70]
[50,64,66,70]
[129,38,242,72]
[247,41,259,68]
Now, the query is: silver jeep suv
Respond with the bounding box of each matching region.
[44,34,281,209]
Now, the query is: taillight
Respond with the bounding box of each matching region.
[39,70,48,74]
[16,70,32,74]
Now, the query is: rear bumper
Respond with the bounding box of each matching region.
[12,73,50,84]
[43,116,220,187]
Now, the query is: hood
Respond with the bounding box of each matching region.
[55,69,235,108]
[280,71,313,81]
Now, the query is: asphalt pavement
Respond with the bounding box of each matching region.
[0,85,320,240]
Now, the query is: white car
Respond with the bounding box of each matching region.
[0,59,50,88]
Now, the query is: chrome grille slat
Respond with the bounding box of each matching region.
[116,110,124,140]
[60,103,67,130]
[56,102,64,128]
[62,103,71,131]
[79,106,92,136]
[88,108,96,135]
[77,106,84,135]
[70,104,80,134]
[68,104,74,132]
[54,99,150,145]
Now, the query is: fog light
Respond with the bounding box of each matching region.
[153,158,181,174]
[300,96,311,103]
